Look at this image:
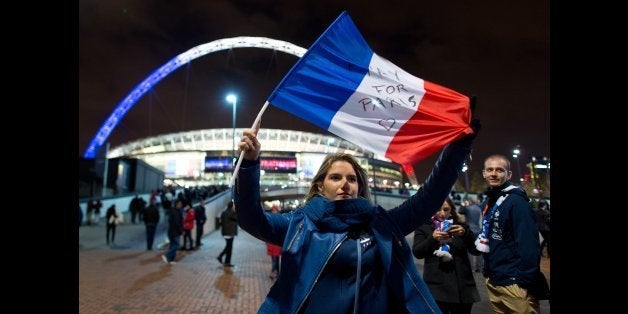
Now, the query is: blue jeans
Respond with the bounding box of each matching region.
[145,224,157,250]
[218,237,234,264]
[165,234,180,262]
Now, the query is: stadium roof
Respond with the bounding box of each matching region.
[108,128,385,160]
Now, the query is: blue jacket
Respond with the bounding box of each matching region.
[234,142,470,313]
[481,183,541,289]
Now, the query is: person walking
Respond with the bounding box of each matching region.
[93,199,103,225]
[194,199,207,247]
[129,194,144,224]
[157,192,173,250]
[266,205,282,279]
[162,199,183,264]
[182,203,196,251]
[476,154,543,313]
[233,118,479,313]
[412,197,481,314]
[216,200,237,267]
[105,204,119,245]
[267,241,282,279]
[143,197,160,251]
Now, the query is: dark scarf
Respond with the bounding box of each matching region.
[483,181,511,209]
[306,196,375,233]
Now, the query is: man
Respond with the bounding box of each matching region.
[217,200,238,267]
[162,199,183,264]
[129,194,145,224]
[478,154,541,313]
[194,199,207,248]
[143,197,160,251]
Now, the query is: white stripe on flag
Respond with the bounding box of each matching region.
[328,53,426,156]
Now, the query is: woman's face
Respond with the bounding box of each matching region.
[317,160,359,200]
[436,201,452,220]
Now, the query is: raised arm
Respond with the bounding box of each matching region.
[389,119,481,235]
[233,127,289,245]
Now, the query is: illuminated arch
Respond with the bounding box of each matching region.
[83,37,307,158]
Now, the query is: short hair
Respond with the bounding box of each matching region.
[305,153,371,202]
[483,154,511,171]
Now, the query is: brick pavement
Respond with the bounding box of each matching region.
[79,218,550,313]
[80,219,273,314]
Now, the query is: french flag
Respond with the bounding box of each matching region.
[268,11,472,165]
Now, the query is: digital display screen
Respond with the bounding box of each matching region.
[260,157,297,173]
[204,157,232,172]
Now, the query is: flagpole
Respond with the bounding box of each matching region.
[229,101,270,188]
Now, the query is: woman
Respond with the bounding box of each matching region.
[105,204,118,245]
[412,198,481,314]
[217,200,238,267]
[234,121,477,313]
[182,204,196,251]
[266,205,282,279]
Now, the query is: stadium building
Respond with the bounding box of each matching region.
[107,128,418,193]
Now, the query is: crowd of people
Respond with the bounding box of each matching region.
[79,122,551,313]
[229,115,550,313]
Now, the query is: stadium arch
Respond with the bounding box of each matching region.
[83,37,307,158]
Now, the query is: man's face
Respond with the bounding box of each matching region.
[482,157,512,188]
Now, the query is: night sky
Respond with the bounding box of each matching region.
[79,0,549,181]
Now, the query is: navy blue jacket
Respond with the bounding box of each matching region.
[481,183,541,289]
[235,142,470,313]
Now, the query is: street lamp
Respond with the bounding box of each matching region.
[462,162,470,192]
[512,146,523,183]
[226,94,237,162]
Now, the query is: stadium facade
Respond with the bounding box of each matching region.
[107,128,418,191]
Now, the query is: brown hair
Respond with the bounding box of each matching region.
[444,197,462,224]
[305,153,371,202]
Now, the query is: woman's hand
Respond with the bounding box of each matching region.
[238,126,261,161]
[432,230,451,242]
[447,224,466,237]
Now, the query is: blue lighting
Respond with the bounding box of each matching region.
[83,37,305,158]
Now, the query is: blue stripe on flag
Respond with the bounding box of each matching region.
[268,11,373,130]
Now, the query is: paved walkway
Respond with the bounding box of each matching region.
[79,216,550,313]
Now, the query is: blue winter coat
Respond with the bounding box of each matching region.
[234,142,470,313]
[481,183,541,289]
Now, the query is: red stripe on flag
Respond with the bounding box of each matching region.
[385,81,472,165]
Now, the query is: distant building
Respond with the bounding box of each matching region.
[79,157,164,198]
[526,155,550,198]
[105,128,416,191]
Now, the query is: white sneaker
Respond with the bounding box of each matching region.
[161,255,168,264]
[169,261,177,265]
